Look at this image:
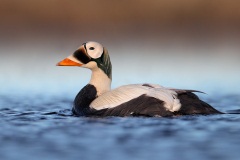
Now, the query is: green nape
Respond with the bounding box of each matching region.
[93,47,112,80]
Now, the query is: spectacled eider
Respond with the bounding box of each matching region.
[57,41,221,117]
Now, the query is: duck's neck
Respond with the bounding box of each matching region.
[89,67,112,96]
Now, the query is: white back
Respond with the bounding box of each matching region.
[90,84,182,112]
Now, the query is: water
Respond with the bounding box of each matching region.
[0,93,240,160]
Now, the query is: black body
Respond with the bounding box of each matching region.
[72,84,221,117]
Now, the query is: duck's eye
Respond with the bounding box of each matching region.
[85,41,103,59]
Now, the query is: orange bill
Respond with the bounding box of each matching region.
[56,58,82,66]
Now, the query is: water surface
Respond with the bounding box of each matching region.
[0,94,240,160]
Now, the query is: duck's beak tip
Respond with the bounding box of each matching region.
[56,58,82,66]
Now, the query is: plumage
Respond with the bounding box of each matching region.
[90,84,181,112]
[57,41,222,117]
[93,95,173,117]
[176,92,221,115]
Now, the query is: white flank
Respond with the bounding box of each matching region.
[90,84,182,112]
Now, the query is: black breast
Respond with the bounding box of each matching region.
[73,84,97,116]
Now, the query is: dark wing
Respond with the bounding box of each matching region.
[90,94,174,117]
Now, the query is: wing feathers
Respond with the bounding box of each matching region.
[90,84,182,112]
[87,83,220,116]
[92,95,173,117]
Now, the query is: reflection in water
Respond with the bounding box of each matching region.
[0,94,240,160]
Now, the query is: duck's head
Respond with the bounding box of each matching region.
[57,41,112,79]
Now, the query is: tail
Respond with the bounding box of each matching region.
[175,92,222,115]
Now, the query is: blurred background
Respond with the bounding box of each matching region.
[0,0,240,97]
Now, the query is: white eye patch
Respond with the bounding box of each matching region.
[86,41,103,59]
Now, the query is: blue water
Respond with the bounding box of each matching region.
[0,93,240,160]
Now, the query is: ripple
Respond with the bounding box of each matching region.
[226,109,240,114]
[0,94,240,160]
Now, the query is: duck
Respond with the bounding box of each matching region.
[57,41,221,117]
